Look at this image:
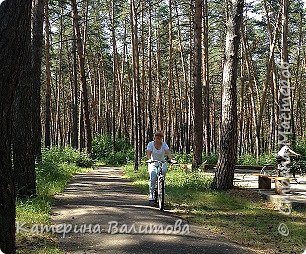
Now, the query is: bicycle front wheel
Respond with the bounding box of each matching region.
[260,165,279,176]
[158,177,165,211]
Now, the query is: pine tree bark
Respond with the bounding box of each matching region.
[167,0,173,146]
[0,0,32,252]
[130,0,141,170]
[188,0,194,155]
[212,0,243,190]
[192,0,203,168]
[110,0,117,150]
[71,22,79,149]
[155,25,163,132]
[174,2,190,153]
[147,1,154,142]
[203,0,210,155]
[294,11,304,139]
[44,0,52,148]
[13,0,36,197]
[32,0,44,160]
[279,0,290,148]
[72,0,92,153]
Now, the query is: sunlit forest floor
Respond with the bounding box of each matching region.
[124,164,306,254]
[15,148,305,254]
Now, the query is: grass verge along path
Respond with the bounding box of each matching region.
[16,148,93,254]
[123,163,306,254]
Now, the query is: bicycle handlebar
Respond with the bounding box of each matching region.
[146,159,177,164]
[146,160,166,163]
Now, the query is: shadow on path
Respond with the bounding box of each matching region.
[52,167,256,254]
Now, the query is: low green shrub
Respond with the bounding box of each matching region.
[36,147,93,197]
[104,151,134,165]
[76,152,94,167]
[237,153,257,165]
[41,147,93,167]
[124,164,212,192]
[173,153,218,165]
[237,153,276,166]
[258,153,276,165]
[174,153,192,164]
[202,153,218,165]
[91,134,113,160]
[92,134,134,165]
[167,168,212,191]
[295,137,306,158]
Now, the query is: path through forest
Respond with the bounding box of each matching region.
[52,167,257,254]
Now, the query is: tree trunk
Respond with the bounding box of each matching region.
[187,0,193,155]
[32,0,44,160]
[192,0,203,168]
[294,11,304,140]
[203,0,210,155]
[278,0,289,149]
[44,0,52,148]
[167,0,173,146]
[212,0,243,190]
[72,0,92,153]
[174,2,190,153]
[130,0,141,170]
[13,0,36,197]
[279,0,290,149]
[110,0,117,150]
[71,20,79,149]
[58,9,64,147]
[155,25,163,132]
[147,1,154,142]
[0,0,32,252]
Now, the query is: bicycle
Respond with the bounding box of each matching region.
[290,157,305,180]
[146,160,167,211]
[260,156,305,182]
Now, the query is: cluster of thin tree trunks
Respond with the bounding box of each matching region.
[41,0,304,164]
[0,0,304,252]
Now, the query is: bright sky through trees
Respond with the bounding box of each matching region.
[0,0,306,7]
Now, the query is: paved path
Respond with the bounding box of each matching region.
[52,167,256,254]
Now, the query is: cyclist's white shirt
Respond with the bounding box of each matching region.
[277,146,290,160]
[147,141,169,162]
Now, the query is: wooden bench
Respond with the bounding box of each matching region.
[253,174,295,194]
[253,174,275,189]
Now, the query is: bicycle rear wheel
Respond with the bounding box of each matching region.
[154,187,158,203]
[158,177,165,211]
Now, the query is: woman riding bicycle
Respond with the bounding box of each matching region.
[146,131,176,202]
[276,145,300,176]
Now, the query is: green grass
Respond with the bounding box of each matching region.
[123,163,306,254]
[91,134,134,165]
[123,163,149,193]
[16,147,93,254]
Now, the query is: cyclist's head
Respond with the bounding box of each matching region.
[154,131,164,139]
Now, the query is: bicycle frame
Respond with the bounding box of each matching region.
[147,160,166,210]
[261,156,304,180]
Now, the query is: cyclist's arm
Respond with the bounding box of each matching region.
[165,149,176,163]
[288,148,300,157]
[147,150,152,160]
[147,142,153,160]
